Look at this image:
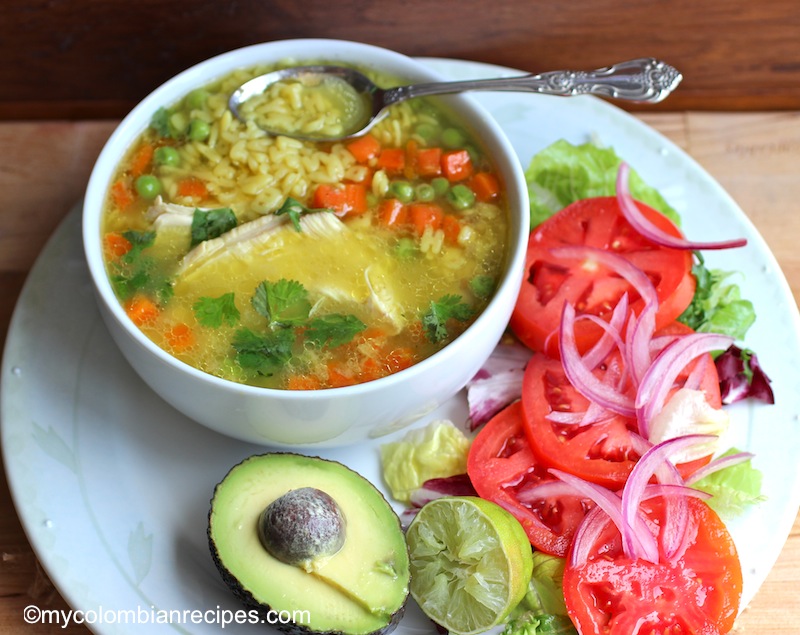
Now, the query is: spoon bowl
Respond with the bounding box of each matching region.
[229,57,682,142]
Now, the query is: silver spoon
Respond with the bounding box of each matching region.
[228,57,682,142]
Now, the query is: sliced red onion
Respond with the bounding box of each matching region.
[625,301,657,386]
[551,243,658,392]
[550,468,658,563]
[684,451,756,485]
[650,334,680,355]
[516,479,583,503]
[617,163,747,250]
[581,293,629,370]
[560,302,636,418]
[683,352,709,392]
[470,340,533,380]
[570,505,613,567]
[466,341,533,430]
[550,245,659,306]
[641,483,713,501]
[622,435,716,561]
[408,474,478,508]
[635,332,734,437]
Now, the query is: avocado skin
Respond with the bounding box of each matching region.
[207,452,409,635]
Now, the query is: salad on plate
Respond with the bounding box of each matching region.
[379,140,772,635]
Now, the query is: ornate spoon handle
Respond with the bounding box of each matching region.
[384,58,682,105]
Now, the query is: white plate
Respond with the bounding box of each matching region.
[3,58,800,634]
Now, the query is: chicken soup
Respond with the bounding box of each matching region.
[101,63,509,390]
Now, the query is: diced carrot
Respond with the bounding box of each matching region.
[287,374,323,391]
[346,134,381,163]
[442,214,461,245]
[110,179,135,210]
[384,346,415,374]
[327,362,357,388]
[441,149,474,182]
[358,357,383,382]
[312,183,368,217]
[165,323,195,352]
[104,232,132,258]
[416,147,443,177]
[404,139,419,180]
[129,143,154,178]
[177,176,208,199]
[471,171,501,202]
[409,203,444,236]
[376,148,406,174]
[125,295,159,326]
[377,198,408,227]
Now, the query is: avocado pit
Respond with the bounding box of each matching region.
[258,487,346,567]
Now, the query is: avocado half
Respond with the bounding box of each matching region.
[208,453,410,635]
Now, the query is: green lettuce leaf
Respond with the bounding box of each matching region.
[692,448,765,518]
[379,421,471,503]
[517,552,569,616]
[502,612,577,635]
[524,139,679,228]
[678,254,756,340]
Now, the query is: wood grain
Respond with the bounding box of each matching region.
[2,0,800,118]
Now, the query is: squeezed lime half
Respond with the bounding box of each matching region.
[406,496,533,635]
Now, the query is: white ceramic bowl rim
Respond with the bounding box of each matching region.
[82,38,530,402]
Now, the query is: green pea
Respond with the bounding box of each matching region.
[441,127,466,149]
[431,177,450,196]
[395,237,418,261]
[447,183,476,210]
[135,175,162,199]
[414,122,438,142]
[154,146,180,167]
[389,180,415,203]
[188,118,210,142]
[186,89,209,110]
[415,183,435,202]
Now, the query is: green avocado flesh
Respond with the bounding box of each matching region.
[208,453,410,635]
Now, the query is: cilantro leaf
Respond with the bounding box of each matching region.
[305,314,366,348]
[469,275,496,300]
[190,208,238,246]
[232,327,295,376]
[110,231,172,301]
[150,107,173,138]
[193,293,240,328]
[275,197,331,232]
[121,230,155,263]
[421,295,474,343]
[252,279,311,327]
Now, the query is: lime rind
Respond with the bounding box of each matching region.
[407,496,533,635]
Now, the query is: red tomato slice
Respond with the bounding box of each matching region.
[521,323,722,489]
[521,353,639,489]
[510,197,695,358]
[467,401,593,556]
[564,496,743,634]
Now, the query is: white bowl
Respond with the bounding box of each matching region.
[82,39,530,448]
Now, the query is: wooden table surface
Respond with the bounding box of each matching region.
[1,111,799,632]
